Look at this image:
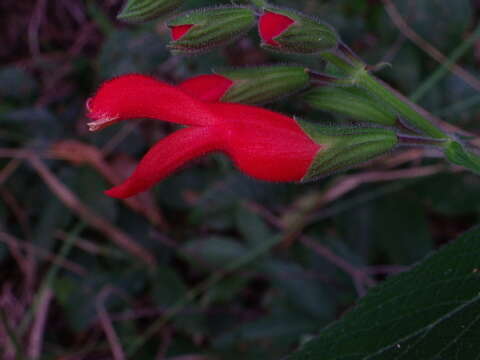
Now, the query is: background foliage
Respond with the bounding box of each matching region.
[1,0,480,359]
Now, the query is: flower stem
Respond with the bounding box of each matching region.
[397,133,448,147]
[320,51,449,140]
[357,72,447,139]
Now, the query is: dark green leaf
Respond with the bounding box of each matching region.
[264,260,335,320]
[152,265,188,307]
[372,193,433,264]
[235,204,273,247]
[180,236,249,270]
[288,225,480,360]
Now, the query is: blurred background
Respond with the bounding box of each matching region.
[1,0,480,359]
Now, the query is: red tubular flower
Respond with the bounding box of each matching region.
[178,74,233,102]
[86,74,321,198]
[258,10,295,46]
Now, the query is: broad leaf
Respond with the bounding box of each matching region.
[288,225,480,360]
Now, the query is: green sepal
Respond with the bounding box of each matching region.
[117,0,182,22]
[167,6,256,54]
[261,7,338,54]
[304,85,396,126]
[298,120,398,180]
[444,141,480,174]
[215,65,309,104]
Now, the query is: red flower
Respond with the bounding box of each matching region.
[86,74,321,198]
[178,74,233,102]
[258,10,295,46]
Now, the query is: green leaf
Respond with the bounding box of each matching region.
[288,225,480,360]
[445,141,480,174]
[235,204,273,247]
[264,260,335,320]
[152,265,187,307]
[117,0,182,22]
[180,236,249,271]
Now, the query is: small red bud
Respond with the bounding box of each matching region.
[170,24,194,40]
[258,11,295,46]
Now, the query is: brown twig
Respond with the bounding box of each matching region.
[0,231,87,276]
[0,149,156,266]
[382,0,480,94]
[0,158,22,186]
[247,202,376,296]
[96,286,127,360]
[281,165,446,248]
[27,288,53,360]
[28,0,48,56]
[28,154,156,267]
[50,140,169,230]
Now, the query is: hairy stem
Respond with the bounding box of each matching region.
[320,51,448,140]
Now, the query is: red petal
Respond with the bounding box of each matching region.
[224,119,320,181]
[258,11,295,46]
[105,127,223,198]
[206,102,301,131]
[170,24,194,40]
[205,102,321,181]
[87,74,218,128]
[178,74,234,102]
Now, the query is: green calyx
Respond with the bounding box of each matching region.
[216,65,309,104]
[117,0,182,22]
[262,7,338,54]
[304,85,396,126]
[298,120,398,180]
[168,6,256,54]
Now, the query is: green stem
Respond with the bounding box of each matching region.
[397,133,448,147]
[358,72,447,139]
[411,23,480,102]
[321,51,448,140]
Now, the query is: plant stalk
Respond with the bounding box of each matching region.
[321,51,448,140]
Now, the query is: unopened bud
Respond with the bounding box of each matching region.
[117,0,182,22]
[304,86,396,126]
[167,6,256,54]
[297,120,398,180]
[216,65,310,104]
[258,7,338,54]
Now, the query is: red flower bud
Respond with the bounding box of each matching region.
[87,74,321,198]
[258,10,295,46]
[258,7,338,54]
[170,24,194,40]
